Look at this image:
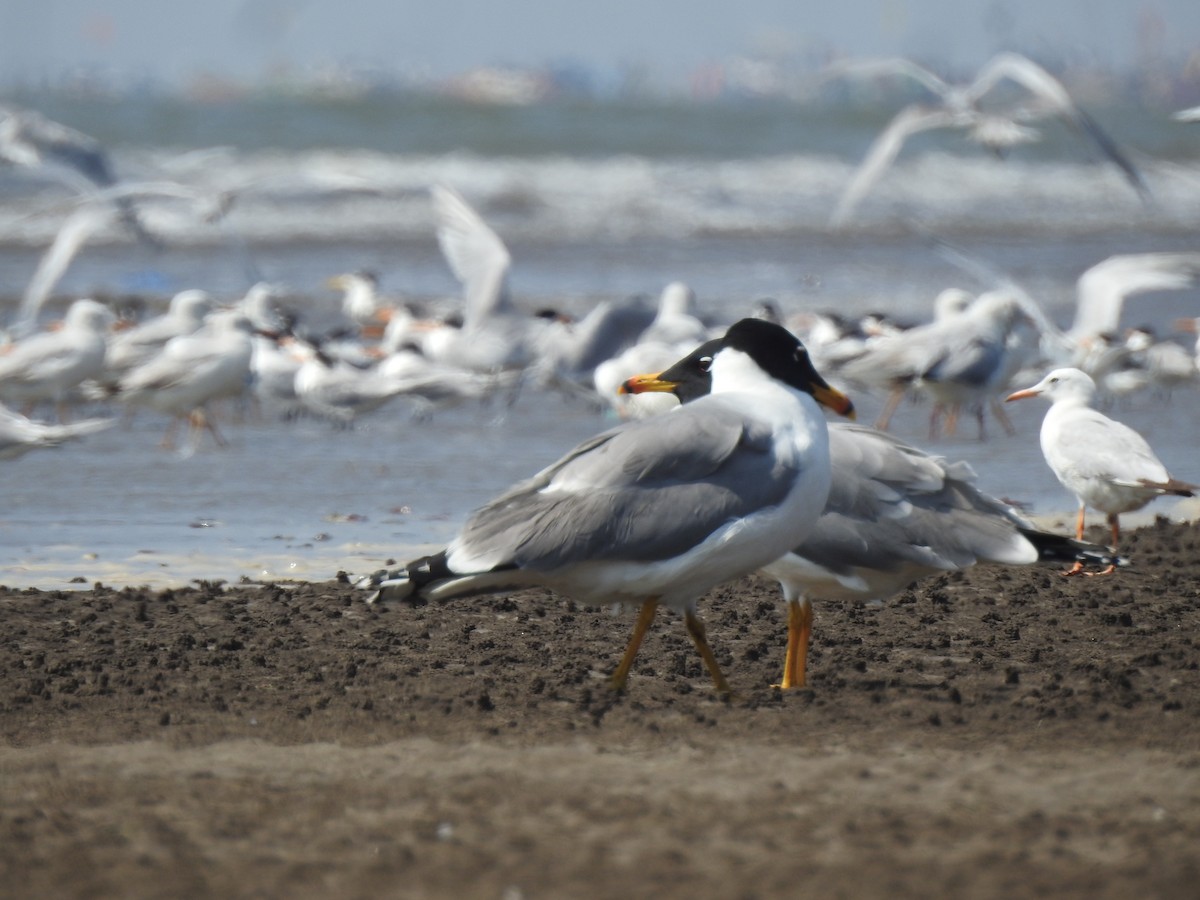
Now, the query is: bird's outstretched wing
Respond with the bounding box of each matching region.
[967,53,1149,199]
[831,105,961,227]
[430,184,513,325]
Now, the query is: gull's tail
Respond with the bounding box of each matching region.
[356,551,527,605]
[1019,527,1129,569]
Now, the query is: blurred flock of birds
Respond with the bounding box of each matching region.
[1,52,1198,475]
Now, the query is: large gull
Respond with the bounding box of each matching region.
[114,309,256,451]
[357,319,855,695]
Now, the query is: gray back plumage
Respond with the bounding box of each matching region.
[453,400,801,570]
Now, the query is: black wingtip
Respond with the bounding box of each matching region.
[1020,527,1130,570]
[356,550,456,605]
[1073,108,1153,203]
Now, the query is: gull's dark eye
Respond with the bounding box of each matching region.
[698,356,713,372]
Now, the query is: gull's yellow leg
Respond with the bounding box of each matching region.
[610,598,659,692]
[775,598,813,690]
[1063,505,1088,575]
[684,609,732,696]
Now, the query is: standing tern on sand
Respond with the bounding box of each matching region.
[358,318,855,696]
[1006,368,1196,575]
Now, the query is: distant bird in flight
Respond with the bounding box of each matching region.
[0,102,160,247]
[826,52,1149,227]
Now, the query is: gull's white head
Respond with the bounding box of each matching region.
[168,289,215,322]
[657,281,695,318]
[1005,367,1096,406]
[65,298,116,333]
[1123,327,1155,353]
[933,288,973,321]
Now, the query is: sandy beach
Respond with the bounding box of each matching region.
[3,517,1199,899]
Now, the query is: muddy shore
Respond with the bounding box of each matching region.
[2,518,1199,898]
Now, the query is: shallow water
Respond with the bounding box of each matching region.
[5,313,1197,590]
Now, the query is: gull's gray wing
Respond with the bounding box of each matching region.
[1049,408,1170,487]
[922,334,1006,388]
[452,401,801,571]
[831,104,961,227]
[0,332,86,383]
[791,424,1035,578]
[822,57,952,99]
[967,53,1148,198]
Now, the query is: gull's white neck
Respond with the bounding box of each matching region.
[709,349,822,425]
[1045,385,1095,410]
[710,349,777,394]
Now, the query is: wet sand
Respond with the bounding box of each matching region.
[3,518,1200,899]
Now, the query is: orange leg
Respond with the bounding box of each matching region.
[159,416,181,450]
[943,404,960,438]
[199,407,228,447]
[685,609,732,697]
[774,598,813,690]
[874,387,906,432]
[1062,505,1088,575]
[610,598,658,692]
[1085,514,1120,576]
